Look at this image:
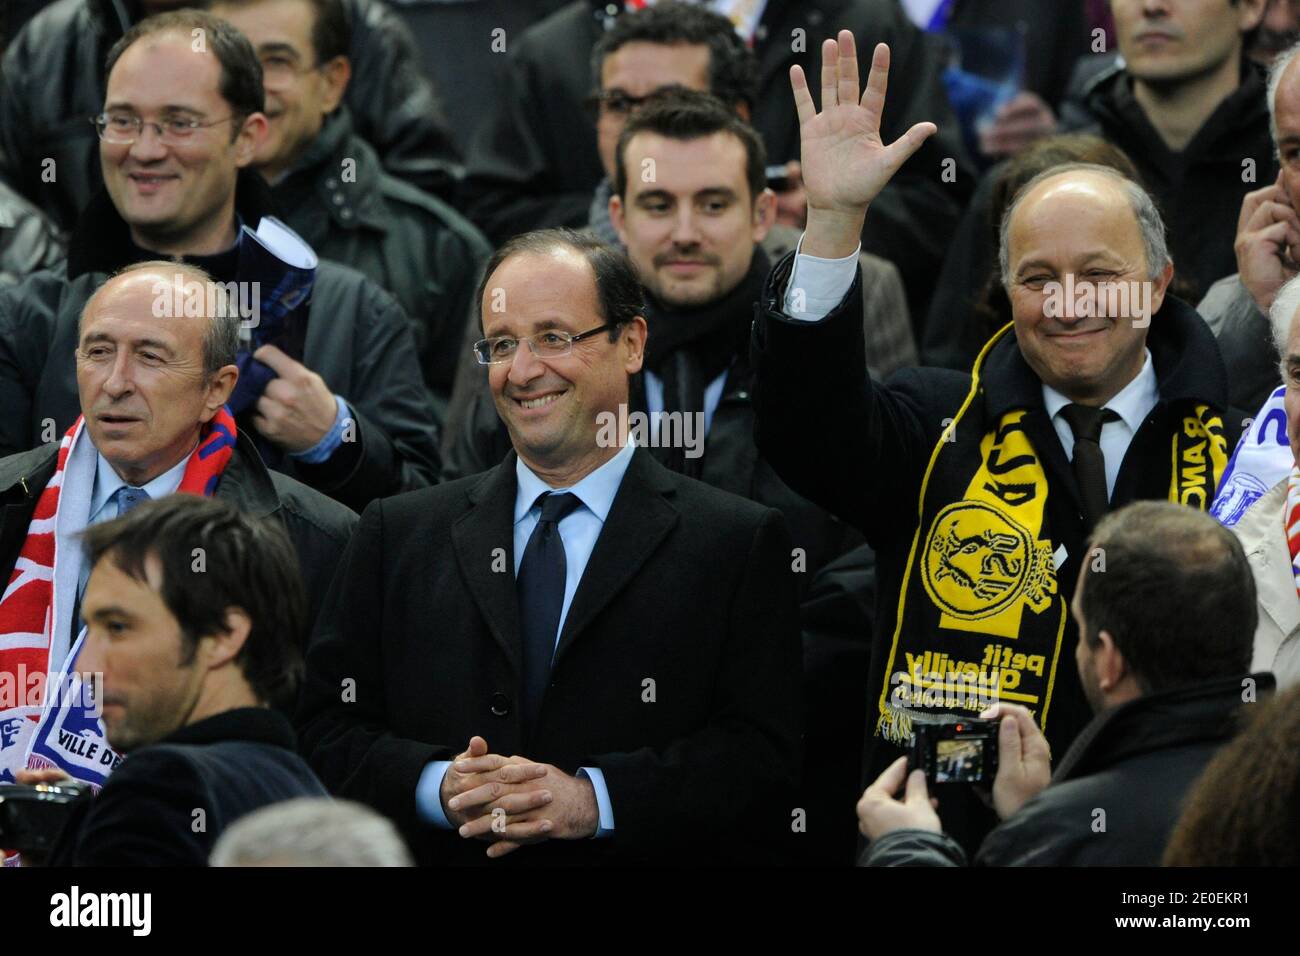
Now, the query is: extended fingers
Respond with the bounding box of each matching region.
[837,30,859,110]
[790,65,816,125]
[860,42,891,130]
[820,38,838,112]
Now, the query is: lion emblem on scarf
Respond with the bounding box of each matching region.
[922,502,1055,620]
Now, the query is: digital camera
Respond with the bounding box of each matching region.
[0,781,90,858]
[909,717,1000,785]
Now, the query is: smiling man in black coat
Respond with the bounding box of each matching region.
[297,228,802,866]
[751,32,1245,853]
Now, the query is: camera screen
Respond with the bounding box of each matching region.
[934,738,985,783]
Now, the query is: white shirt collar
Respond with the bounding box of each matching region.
[514,440,636,526]
[90,446,195,518]
[1042,349,1158,432]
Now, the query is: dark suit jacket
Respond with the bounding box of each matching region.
[45,708,326,866]
[297,447,803,865]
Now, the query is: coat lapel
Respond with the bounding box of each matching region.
[552,448,679,669]
[451,455,524,671]
[1239,481,1300,643]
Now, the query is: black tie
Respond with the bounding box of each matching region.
[1059,404,1120,531]
[516,492,583,737]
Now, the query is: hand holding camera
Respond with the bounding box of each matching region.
[857,705,1053,842]
[978,703,1053,820]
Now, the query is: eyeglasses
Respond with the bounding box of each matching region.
[583,84,690,120]
[92,112,239,145]
[473,324,615,365]
[259,53,321,91]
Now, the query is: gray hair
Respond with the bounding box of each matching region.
[1270,273,1300,364]
[1268,39,1300,150]
[208,798,414,867]
[998,162,1171,287]
[82,260,241,376]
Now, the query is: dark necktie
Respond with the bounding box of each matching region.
[516,492,582,737]
[1059,404,1120,531]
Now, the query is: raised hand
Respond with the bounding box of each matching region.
[1236,171,1300,314]
[792,32,937,258]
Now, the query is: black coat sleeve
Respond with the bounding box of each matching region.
[751,253,961,543]
[589,508,803,862]
[295,499,457,839]
[53,753,211,866]
[0,271,58,457]
[859,828,967,867]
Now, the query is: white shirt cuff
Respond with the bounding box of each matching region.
[782,234,861,322]
[577,766,615,838]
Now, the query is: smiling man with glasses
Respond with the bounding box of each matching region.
[297,226,803,866]
[0,9,443,514]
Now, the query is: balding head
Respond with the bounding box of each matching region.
[1000,164,1170,287]
[82,262,242,375]
[76,263,240,486]
[998,164,1174,406]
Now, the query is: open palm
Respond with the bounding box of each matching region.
[793,34,937,215]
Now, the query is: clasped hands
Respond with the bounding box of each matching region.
[439,735,599,859]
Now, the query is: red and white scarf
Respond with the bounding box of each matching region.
[0,410,237,784]
[1285,465,1300,600]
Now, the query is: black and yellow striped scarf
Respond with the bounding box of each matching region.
[876,323,1229,746]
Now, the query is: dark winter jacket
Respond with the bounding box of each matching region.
[0,0,461,230]
[0,169,443,513]
[268,108,491,410]
[863,674,1272,866]
[457,0,971,321]
[752,251,1245,849]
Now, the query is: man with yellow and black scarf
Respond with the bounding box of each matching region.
[752,31,1245,854]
